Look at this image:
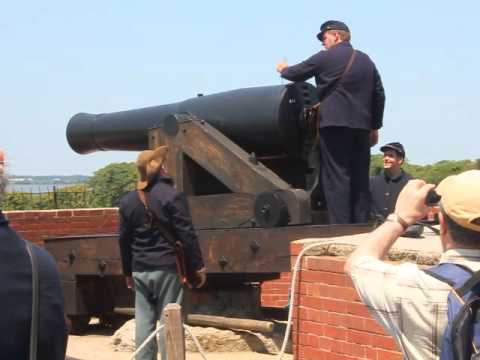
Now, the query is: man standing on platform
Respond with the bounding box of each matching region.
[277,20,385,224]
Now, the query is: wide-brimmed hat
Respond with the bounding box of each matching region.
[317,20,350,41]
[136,146,169,190]
[436,170,480,232]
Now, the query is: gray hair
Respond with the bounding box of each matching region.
[0,168,7,202]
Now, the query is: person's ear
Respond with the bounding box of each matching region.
[439,211,448,236]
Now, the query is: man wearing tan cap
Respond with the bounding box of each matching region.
[118,146,206,360]
[345,171,480,359]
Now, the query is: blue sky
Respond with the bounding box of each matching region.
[1,1,478,175]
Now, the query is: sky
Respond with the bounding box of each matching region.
[1,1,478,176]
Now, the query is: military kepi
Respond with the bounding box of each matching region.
[317,20,350,41]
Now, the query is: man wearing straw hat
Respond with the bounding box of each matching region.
[118,145,206,360]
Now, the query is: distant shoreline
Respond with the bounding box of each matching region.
[6,183,87,193]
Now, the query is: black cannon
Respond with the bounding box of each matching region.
[67,83,317,157]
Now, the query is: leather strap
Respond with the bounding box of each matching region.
[340,49,357,85]
[137,190,177,248]
[25,240,38,360]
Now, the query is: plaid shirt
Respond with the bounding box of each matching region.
[349,248,480,360]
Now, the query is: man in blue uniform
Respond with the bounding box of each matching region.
[277,20,385,224]
[370,142,412,219]
[0,150,68,360]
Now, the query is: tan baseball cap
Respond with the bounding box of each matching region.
[436,170,480,232]
[136,146,169,190]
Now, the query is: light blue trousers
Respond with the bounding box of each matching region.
[133,269,183,360]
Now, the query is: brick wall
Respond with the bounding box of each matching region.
[261,272,291,308]
[291,241,402,360]
[5,208,119,244]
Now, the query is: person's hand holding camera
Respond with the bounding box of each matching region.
[394,179,436,227]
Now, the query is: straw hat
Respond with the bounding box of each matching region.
[136,146,169,190]
[436,170,480,232]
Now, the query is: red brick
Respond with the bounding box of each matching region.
[4,211,26,219]
[303,347,326,360]
[301,296,324,309]
[376,349,403,360]
[307,333,320,347]
[305,257,345,273]
[347,329,371,345]
[324,325,347,340]
[301,271,347,285]
[56,210,73,217]
[318,336,334,350]
[322,298,347,313]
[365,347,378,360]
[290,243,304,256]
[345,315,366,331]
[299,320,325,335]
[370,334,398,351]
[364,318,387,335]
[346,301,370,317]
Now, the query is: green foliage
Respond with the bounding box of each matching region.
[87,162,137,207]
[369,154,384,176]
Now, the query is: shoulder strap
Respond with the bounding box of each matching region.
[25,240,38,360]
[137,190,177,247]
[424,263,478,296]
[319,49,357,102]
[338,49,356,85]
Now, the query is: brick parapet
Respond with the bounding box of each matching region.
[4,208,119,244]
[290,238,406,360]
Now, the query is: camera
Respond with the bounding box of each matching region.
[426,189,441,206]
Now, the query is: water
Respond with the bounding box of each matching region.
[6,183,84,193]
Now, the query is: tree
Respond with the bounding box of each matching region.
[88,162,137,207]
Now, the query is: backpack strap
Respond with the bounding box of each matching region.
[457,271,480,297]
[424,263,474,290]
[25,240,38,360]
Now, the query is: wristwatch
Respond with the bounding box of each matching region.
[386,213,409,231]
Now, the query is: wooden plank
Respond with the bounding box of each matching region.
[186,314,274,333]
[45,224,372,275]
[164,303,185,360]
[188,193,255,229]
[160,117,290,194]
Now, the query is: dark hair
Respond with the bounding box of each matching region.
[442,208,480,247]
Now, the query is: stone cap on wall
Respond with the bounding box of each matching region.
[292,227,442,266]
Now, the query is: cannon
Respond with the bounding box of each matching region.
[46,83,372,331]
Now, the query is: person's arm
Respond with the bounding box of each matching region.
[279,52,325,82]
[166,192,206,288]
[118,207,133,286]
[345,179,435,273]
[371,66,385,130]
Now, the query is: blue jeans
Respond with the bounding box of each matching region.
[133,269,183,360]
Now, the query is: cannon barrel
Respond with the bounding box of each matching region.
[67,83,317,156]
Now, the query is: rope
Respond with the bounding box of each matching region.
[276,240,337,359]
[184,324,208,360]
[128,324,165,360]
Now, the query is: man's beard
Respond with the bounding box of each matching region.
[0,171,7,202]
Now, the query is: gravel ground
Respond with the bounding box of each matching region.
[66,327,292,360]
